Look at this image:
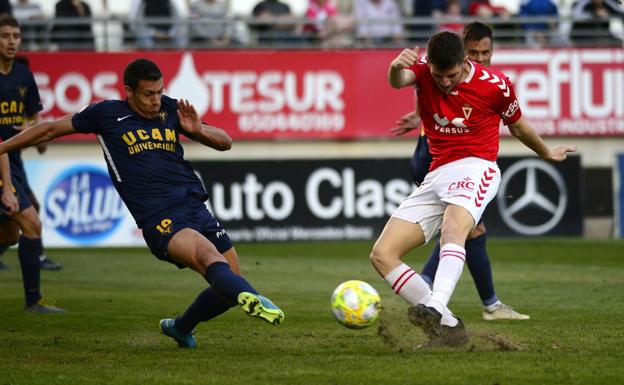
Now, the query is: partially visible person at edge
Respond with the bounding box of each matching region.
[0,55,63,272]
[373,30,576,347]
[0,15,64,313]
[389,21,529,322]
[0,57,285,348]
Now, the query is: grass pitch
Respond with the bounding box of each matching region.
[0,239,623,385]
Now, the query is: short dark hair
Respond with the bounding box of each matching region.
[123,59,162,90]
[0,15,20,29]
[462,22,493,45]
[427,31,464,70]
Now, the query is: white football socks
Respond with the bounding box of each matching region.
[429,243,466,317]
[384,263,431,306]
[383,262,459,327]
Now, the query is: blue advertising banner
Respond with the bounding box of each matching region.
[24,160,143,247]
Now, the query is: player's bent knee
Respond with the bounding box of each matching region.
[370,245,397,272]
[440,221,472,244]
[20,221,42,239]
[15,209,42,238]
[194,246,228,273]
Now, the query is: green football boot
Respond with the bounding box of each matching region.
[238,292,284,326]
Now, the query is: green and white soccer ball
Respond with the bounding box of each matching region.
[331,280,381,329]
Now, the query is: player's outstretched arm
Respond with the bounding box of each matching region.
[176,99,232,151]
[0,153,19,216]
[18,113,48,154]
[508,118,578,161]
[390,111,422,136]
[0,115,75,156]
[388,46,419,89]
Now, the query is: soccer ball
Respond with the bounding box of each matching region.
[331,280,381,329]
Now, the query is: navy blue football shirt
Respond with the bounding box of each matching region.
[0,61,43,179]
[72,95,208,227]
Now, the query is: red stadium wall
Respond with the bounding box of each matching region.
[25,48,624,141]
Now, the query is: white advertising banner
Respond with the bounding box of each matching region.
[24,160,144,247]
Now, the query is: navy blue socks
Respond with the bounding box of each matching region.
[420,242,440,287]
[464,234,497,305]
[18,236,42,306]
[173,262,259,333]
[175,288,234,335]
[204,262,257,304]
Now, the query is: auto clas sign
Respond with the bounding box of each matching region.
[26,48,624,140]
[193,157,582,242]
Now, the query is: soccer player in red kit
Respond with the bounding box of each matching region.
[370,31,577,346]
[392,22,530,321]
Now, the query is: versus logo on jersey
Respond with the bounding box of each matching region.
[44,167,126,243]
[433,112,470,134]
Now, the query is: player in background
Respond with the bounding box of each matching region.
[1,143,19,221]
[0,55,63,272]
[0,16,64,312]
[0,58,285,348]
[373,31,576,346]
[390,22,528,321]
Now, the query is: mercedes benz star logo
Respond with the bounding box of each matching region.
[497,159,567,235]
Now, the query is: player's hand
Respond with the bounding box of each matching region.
[545,144,578,162]
[390,46,420,70]
[176,99,201,134]
[1,188,18,216]
[390,111,421,136]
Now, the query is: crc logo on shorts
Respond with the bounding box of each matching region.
[497,159,567,235]
[448,177,475,191]
[44,167,126,243]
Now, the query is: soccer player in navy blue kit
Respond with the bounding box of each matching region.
[0,53,63,272]
[0,58,284,348]
[390,22,529,321]
[0,16,64,312]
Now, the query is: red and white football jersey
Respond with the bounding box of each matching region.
[407,60,522,171]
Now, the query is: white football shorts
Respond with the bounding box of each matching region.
[392,157,501,243]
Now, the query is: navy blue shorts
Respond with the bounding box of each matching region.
[0,174,33,221]
[410,133,432,186]
[141,198,233,268]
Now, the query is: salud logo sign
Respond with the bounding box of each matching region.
[44,167,126,244]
